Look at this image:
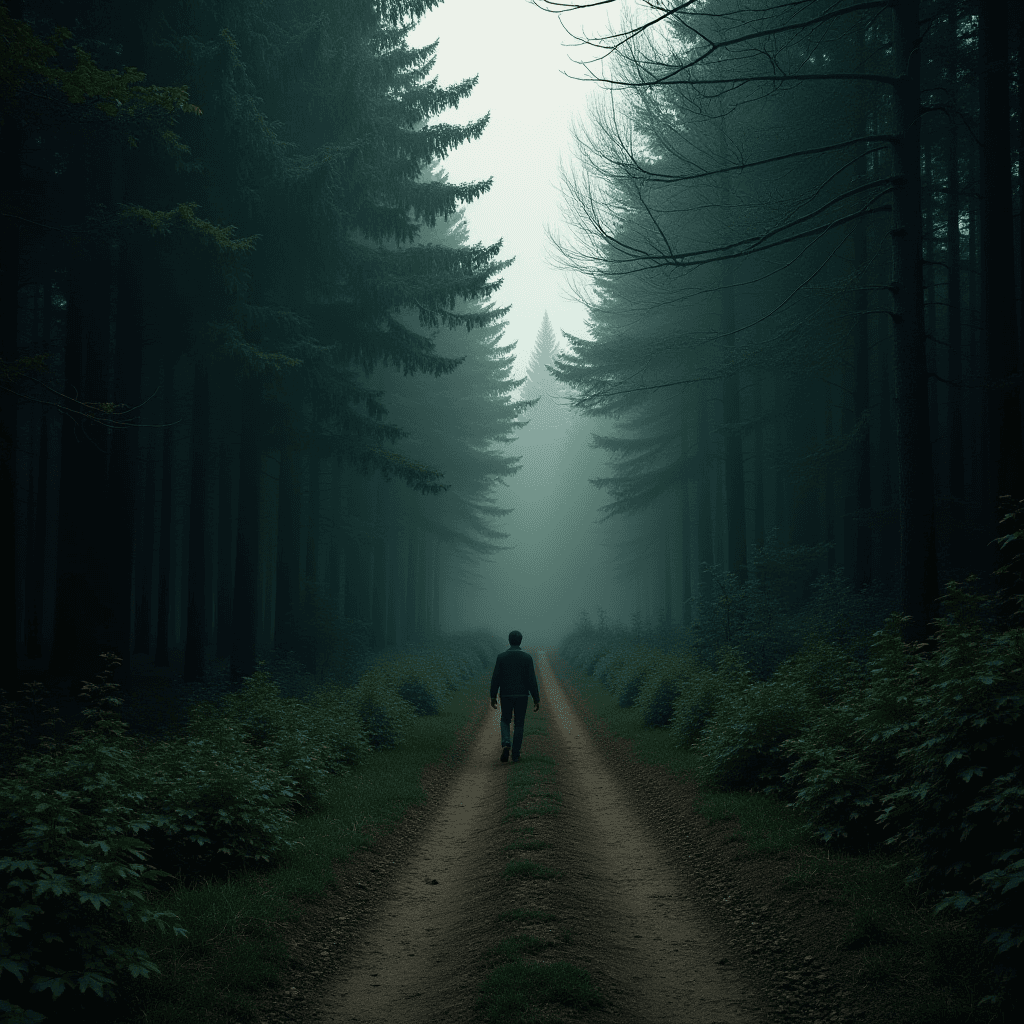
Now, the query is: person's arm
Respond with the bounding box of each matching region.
[490,656,501,704]
[529,658,540,708]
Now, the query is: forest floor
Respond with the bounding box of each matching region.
[246,652,965,1024]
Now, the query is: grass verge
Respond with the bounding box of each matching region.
[93,684,489,1024]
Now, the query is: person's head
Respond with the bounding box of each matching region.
[509,630,523,647]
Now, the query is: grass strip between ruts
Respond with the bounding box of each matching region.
[475,707,608,1024]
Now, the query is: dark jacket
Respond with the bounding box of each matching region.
[490,646,540,703]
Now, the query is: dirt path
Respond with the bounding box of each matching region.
[295,651,765,1024]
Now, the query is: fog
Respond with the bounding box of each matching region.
[404,1,632,646]
[6,0,1021,697]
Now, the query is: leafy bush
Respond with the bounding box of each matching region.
[870,581,1024,998]
[342,665,417,750]
[775,613,930,845]
[135,725,301,880]
[770,638,865,706]
[669,646,753,750]
[693,652,820,793]
[0,656,186,1023]
[771,699,878,844]
[634,649,693,727]
[358,654,450,716]
[0,631,499,1024]
[189,665,357,806]
[608,645,661,708]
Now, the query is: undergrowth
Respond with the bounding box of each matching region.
[559,503,1024,1013]
[0,629,499,1023]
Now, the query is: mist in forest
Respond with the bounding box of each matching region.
[453,313,631,648]
[4,0,1024,712]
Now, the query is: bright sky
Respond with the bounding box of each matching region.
[407,0,603,379]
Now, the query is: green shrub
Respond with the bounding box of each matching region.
[870,582,1024,996]
[608,646,661,708]
[343,665,417,750]
[635,649,694,727]
[694,652,819,793]
[586,638,622,679]
[187,666,346,811]
[0,656,186,1022]
[669,646,753,750]
[774,614,927,846]
[773,638,864,706]
[138,723,302,880]
[772,699,881,844]
[367,654,450,716]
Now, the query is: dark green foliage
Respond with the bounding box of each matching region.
[137,723,303,878]
[560,512,1024,1005]
[776,614,933,847]
[691,542,894,679]
[0,632,492,1022]
[693,656,819,793]
[613,650,656,708]
[871,583,1023,997]
[0,657,187,1020]
[634,651,693,727]
[670,647,754,751]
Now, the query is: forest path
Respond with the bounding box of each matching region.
[306,651,763,1024]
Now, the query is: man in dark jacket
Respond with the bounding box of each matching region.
[489,630,541,763]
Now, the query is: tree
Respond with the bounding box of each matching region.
[536,0,942,638]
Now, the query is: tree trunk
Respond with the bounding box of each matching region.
[890,0,938,639]
[183,357,209,683]
[662,517,672,629]
[275,443,298,649]
[854,148,873,589]
[978,0,1024,596]
[154,353,177,667]
[26,408,48,661]
[697,397,713,594]
[422,534,432,635]
[1017,6,1024,470]
[108,208,146,682]
[774,375,786,547]
[135,413,158,655]
[51,226,112,679]
[924,140,942,502]
[433,541,441,630]
[825,380,835,572]
[721,265,747,584]
[405,522,418,643]
[306,436,321,588]
[372,478,387,649]
[752,377,765,553]
[714,459,725,570]
[680,403,694,626]
[0,41,23,680]
[230,398,260,682]
[327,456,342,614]
[216,431,235,659]
[876,321,896,583]
[386,525,399,648]
[945,0,966,567]
[344,468,368,622]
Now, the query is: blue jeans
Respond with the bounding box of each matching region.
[499,695,529,759]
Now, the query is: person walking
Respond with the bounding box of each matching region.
[489,630,540,763]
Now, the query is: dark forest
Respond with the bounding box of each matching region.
[1,1,1022,1023]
